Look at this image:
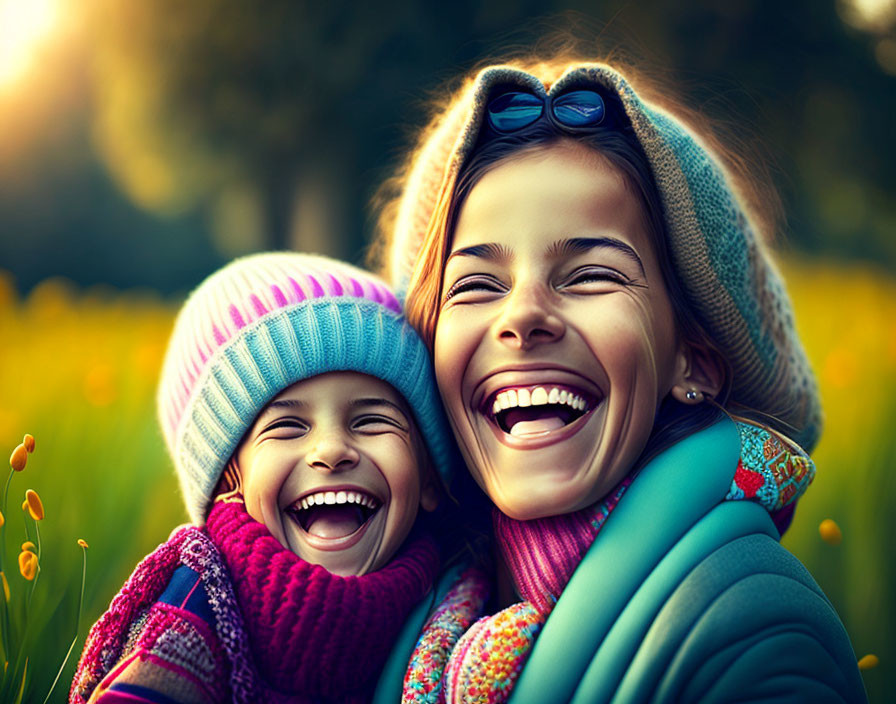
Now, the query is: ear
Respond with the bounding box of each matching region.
[669,339,726,405]
[214,457,244,498]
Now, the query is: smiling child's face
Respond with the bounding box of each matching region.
[434,142,690,520]
[234,371,437,576]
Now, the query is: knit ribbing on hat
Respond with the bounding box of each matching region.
[156,252,453,523]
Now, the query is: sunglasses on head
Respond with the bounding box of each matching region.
[486,89,606,133]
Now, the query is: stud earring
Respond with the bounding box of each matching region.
[685,389,700,402]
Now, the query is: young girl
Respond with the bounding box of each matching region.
[376,56,868,702]
[70,252,488,704]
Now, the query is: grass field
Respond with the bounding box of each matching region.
[0,258,893,701]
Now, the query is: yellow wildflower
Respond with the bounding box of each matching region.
[858,654,879,670]
[18,550,37,581]
[9,444,27,472]
[78,538,89,548]
[22,434,35,453]
[819,519,842,545]
[21,541,35,553]
[0,572,8,602]
[25,489,44,521]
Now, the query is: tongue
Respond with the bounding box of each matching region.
[509,416,566,437]
[305,505,365,538]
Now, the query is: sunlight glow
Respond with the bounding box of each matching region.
[840,0,896,32]
[0,0,62,88]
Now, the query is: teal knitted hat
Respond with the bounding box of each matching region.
[158,252,453,523]
[387,63,821,452]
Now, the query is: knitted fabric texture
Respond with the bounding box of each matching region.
[402,567,491,704]
[206,499,440,700]
[71,500,440,704]
[385,63,821,451]
[424,419,815,704]
[492,480,631,616]
[156,252,454,523]
[70,523,253,703]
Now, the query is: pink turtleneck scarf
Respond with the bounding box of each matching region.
[206,500,439,703]
[492,478,632,614]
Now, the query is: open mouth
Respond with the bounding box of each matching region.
[485,384,600,438]
[287,489,381,540]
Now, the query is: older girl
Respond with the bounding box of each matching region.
[378,57,867,703]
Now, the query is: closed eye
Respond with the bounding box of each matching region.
[353,415,406,433]
[559,265,634,290]
[443,274,507,303]
[262,418,309,437]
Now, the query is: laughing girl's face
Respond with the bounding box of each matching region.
[234,372,437,576]
[434,142,691,520]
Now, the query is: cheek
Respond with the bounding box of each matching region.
[433,327,463,407]
[590,300,677,386]
[433,313,481,406]
[239,448,290,515]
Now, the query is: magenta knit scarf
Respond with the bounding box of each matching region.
[206,500,440,703]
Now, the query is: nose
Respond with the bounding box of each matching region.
[305,432,360,472]
[494,282,565,350]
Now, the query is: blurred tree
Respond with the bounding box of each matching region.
[1,0,885,295]
[85,0,896,267]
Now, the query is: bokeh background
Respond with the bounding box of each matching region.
[1,0,894,700]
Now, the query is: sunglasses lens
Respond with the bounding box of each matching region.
[487,91,544,132]
[552,90,605,127]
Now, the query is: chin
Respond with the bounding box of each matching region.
[490,483,593,521]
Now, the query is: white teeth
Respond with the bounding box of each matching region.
[489,386,590,416]
[531,387,548,405]
[295,490,379,511]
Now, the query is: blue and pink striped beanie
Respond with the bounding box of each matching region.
[157,252,453,524]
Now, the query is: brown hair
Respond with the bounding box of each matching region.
[371,50,784,461]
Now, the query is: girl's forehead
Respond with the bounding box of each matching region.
[266,373,408,412]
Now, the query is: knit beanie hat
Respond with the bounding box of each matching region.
[157,252,454,524]
[386,63,822,452]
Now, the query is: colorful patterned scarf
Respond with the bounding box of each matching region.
[72,500,440,703]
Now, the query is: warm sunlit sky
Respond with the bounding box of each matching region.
[0,0,63,89]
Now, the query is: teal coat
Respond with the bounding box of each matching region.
[508,418,866,703]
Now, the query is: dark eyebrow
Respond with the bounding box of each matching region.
[446,242,512,263]
[350,397,410,422]
[548,237,646,277]
[265,399,305,411]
